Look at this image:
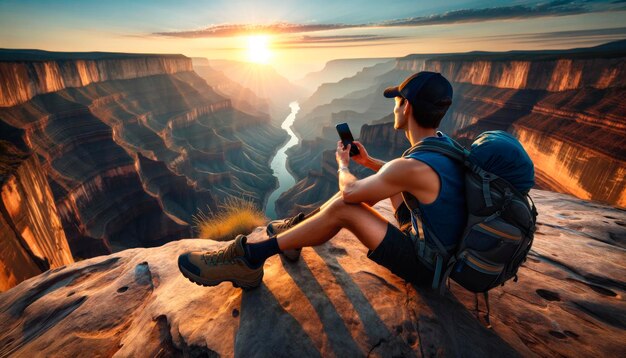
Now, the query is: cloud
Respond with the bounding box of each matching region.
[277,35,401,45]
[440,26,626,50]
[154,22,351,38]
[380,0,588,26]
[154,1,623,38]
[473,26,626,41]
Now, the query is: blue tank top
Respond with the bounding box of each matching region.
[405,133,467,247]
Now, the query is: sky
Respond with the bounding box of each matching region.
[1,0,625,79]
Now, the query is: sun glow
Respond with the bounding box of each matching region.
[246,35,272,64]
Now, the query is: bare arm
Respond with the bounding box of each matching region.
[351,141,385,172]
[336,140,439,207]
[350,141,405,210]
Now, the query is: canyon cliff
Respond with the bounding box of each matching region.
[0,140,73,292]
[281,40,626,215]
[0,190,623,357]
[0,50,286,275]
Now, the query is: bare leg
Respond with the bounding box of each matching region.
[318,191,381,211]
[277,196,390,251]
[318,191,341,210]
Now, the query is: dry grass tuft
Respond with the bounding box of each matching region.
[193,197,266,241]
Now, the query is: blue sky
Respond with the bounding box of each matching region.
[1,0,625,78]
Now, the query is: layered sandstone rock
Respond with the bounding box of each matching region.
[0,50,193,107]
[0,141,73,292]
[0,50,286,260]
[0,190,623,357]
[397,48,626,91]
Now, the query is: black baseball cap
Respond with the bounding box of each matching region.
[383,71,453,108]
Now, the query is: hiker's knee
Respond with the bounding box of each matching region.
[326,196,363,224]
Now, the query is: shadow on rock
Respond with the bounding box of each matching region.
[237,283,321,357]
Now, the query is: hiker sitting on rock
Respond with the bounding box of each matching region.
[178,71,472,289]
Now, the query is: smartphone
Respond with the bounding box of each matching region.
[336,123,360,157]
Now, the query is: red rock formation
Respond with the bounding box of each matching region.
[0,141,73,291]
[397,52,626,91]
[359,122,410,159]
[0,191,623,356]
[0,52,192,107]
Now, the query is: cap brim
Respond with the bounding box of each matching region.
[383,86,401,98]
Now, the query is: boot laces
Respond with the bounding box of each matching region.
[201,242,237,265]
[276,214,302,229]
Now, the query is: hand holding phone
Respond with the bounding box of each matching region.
[335,123,360,157]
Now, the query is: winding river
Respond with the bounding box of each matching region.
[265,101,300,219]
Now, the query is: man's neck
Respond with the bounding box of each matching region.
[407,125,437,146]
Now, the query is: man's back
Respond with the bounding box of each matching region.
[403,133,467,247]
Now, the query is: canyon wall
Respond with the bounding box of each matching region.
[0,50,285,261]
[0,51,192,107]
[397,56,626,92]
[0,141,73,291]
[281,41,626,214]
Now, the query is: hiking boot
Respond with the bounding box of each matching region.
[266,212,306,236]
[266,212,305,261]
[177,235,263,290]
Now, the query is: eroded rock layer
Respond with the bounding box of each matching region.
[0,51,285,259]
[0,190,624,357]
[0,140,74,292]
[0,50,193,107]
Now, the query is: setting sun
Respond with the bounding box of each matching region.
[246,35,272,64]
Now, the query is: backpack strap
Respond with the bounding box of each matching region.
[405,136,505,209]
[402,134,470,166]
[401,191,456,290]
[401,133,469,290]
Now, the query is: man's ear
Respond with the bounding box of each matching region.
[403,101,412,119]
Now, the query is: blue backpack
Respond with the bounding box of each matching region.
[401,131,538,323]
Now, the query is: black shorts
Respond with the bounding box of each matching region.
[367,203,434,286]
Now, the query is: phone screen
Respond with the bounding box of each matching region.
[336,123,360,157]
